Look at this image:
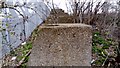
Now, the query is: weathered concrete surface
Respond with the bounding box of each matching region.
[28,23,92,66]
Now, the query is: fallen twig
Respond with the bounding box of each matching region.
[17,49,31,66]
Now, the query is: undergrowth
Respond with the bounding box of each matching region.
[92,32,120,67]
[3,42,32,67]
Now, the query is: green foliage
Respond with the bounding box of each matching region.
[20,64,27,68]
[93,32,112,47]
[92,32,114,65]
[19,56,29,68]
[7,42,32,66]
[17,42,32,68]
[17,42,32,61]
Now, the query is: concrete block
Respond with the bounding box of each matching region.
[28,23,92,66]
